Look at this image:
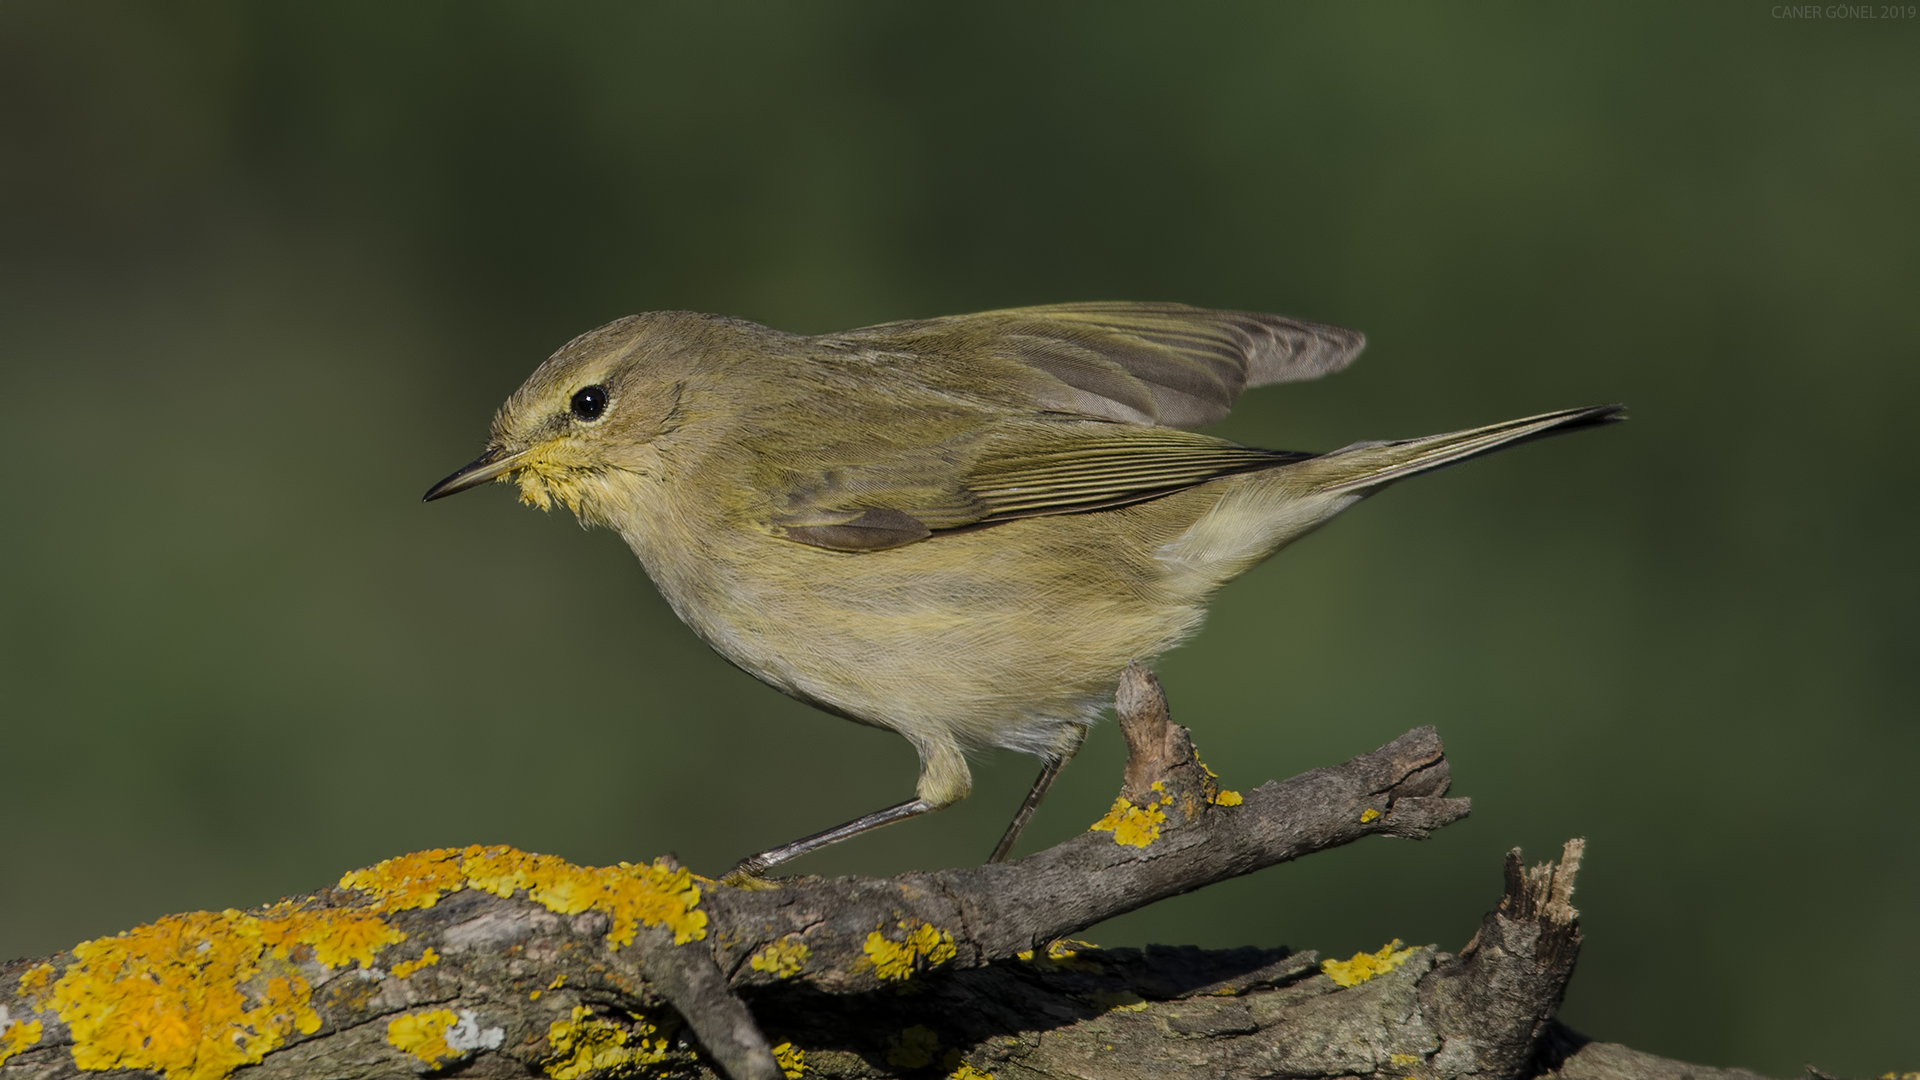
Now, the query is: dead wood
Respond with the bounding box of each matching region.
[0,668,1785,1080]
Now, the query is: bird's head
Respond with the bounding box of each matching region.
[422,311,730,525]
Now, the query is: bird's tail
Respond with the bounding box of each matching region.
[1297,404,1625,496]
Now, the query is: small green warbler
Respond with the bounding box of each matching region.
[426,302,1620,875]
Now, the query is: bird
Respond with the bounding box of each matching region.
[424,302,1620,876]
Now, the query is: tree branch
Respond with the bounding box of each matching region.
[0,669,1782,1080]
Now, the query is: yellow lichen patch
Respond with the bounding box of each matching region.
[1390,1052,1421,1067]
[459,845,542,899]
[1360,808,1382,823]
[257,905,404,970]
[886,1025,940,1069]
[598,861,708,947]
[541,1005,668,1079]
[948,1064,994,1080]
[1321,939,1417,988]
[466,847,708,946]
[336,846,708,949]
[0,1017,44,1064]
[468,847,607,914]
[1044,938,1096,961]
[1016,939,1102,972]
[1194,756,1243,808]
[529,867,606,916]
[15,963,54,1005]
[864,921,958,982]
[1085,990,1149,1012]
[749,936,812,979]
[386,1009,460,1066]
[1089,788,1171,848]
[390,947,440,979]
[771,1040,807,1078]
[48,908,338,1080]
[338,848,469,912]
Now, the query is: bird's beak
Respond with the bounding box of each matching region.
[422,447,530,502]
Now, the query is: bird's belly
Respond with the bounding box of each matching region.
[633,516,1206,756]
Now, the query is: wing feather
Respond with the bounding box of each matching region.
[822,301,1364,429]
[762,302,1353,552]
[767,421,1308,552]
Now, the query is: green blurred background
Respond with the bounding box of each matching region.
[1,2,1913,1073]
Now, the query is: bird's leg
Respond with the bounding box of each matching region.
[724,798,934,881]
[988,727,1089,863]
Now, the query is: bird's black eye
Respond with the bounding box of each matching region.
[569,385,609,421]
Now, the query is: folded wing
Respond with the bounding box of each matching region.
[822,302,1364,429]
[771,421,1308,552]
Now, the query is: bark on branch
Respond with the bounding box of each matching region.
[0,668,1777,1080]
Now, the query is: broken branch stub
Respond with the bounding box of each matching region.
[1425,839,1588,1077]
[1114,661,1192,803]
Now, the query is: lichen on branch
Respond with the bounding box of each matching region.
[0,675,1761,1080]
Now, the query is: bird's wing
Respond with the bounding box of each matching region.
[765,420,1309,553]
[820,302,1365,429]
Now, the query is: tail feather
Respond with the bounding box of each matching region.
[1303,404,1625,496]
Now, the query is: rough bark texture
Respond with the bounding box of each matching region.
[0,668,1781,1080]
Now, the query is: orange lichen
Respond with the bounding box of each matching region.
[337,845,707,948]
[771,1040,808,1078]
[257,905,404,970]
[386,1008,460,1066]
[30,845,703,1080]
[1321,939,1417,987]
[749,936,812,979]
[458,845,537,898]
[0,1016,44,1064]
[541,1004,668,1078]
[390,947,440,979]
[598,862,708,947]
[1090,781,1174,848]
[338,848,469,912]
[1209,788,1243,806]
[863,921,958,981]
[43,905,381,1080]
